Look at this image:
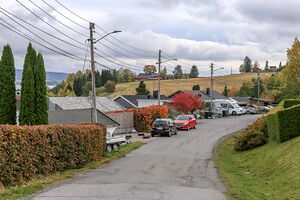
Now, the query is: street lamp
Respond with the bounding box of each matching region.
[89,22,121,124]
[209,63,224,115]
[157,50,177,105]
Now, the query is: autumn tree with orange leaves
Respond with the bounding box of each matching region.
[170,93,204,113]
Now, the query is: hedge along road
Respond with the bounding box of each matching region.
[33,115,260,200]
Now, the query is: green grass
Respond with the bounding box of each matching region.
[215,135,300,200]
[0,142,144,200]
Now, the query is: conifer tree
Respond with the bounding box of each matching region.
[34,53,48,124]
[20,43,36,125]
[189,65,199,78]
[136,81,150,95]
[0,45,16,124]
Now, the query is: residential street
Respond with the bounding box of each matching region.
[33,115,259,200]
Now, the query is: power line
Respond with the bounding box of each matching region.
[16,0,86,46]
[41,0,88,30]
[0,16,84,61]
[0,7,87,52]
[27,0,88,37]
[52,0,157,56]
[0,20,84,61]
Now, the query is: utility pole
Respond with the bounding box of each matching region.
[158,49,161,106]
[210,63,214,112]
[89,22,97,124]
[257,72,260,105]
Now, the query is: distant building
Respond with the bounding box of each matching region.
[114,95,170,108]
[135,73,174,81]
[169,88,228,101]
[269,66,278,72]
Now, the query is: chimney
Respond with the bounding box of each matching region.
[206,88,211,96]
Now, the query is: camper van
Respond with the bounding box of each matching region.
[213,99,244,116]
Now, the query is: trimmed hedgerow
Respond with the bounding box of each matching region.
[0,124,106,187]
[234,117,268,151]
[283,99,300,109]
[134,105,169,132]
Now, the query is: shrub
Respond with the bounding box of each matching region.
[283,99,300,109]
[234,117,268,151]
[0,124,106,187]
[134,105,169,132]
[104,81,116,93]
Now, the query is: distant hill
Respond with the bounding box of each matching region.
[15,69,68,89]
[103,72,274,97]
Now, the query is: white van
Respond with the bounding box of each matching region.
[213,100,244,116]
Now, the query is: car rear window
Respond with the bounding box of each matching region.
[176,116,189,120]
[153,120,167,126]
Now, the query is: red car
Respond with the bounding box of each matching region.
[174,115,197,130]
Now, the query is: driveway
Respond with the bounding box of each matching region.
[33,115,259,200]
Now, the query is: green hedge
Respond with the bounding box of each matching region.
[283,99,300,109]
[267,100,300,142]
[0,124,106,187]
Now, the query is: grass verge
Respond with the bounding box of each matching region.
[215,134,300,200]
[0,142,144,200]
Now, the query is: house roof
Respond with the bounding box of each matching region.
[250,97,273,103]
[231,96,251,103]
[49,97,124,113]
[169,89,227,101]
[114,95,170,107]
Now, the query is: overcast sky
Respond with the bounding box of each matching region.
[0,0,297,75]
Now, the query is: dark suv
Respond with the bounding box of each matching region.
[151,119,177,137]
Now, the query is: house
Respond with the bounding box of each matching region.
[135,73,158,81]
[250,97,273,106]
[113,95,170,108]
[169,88,228,101]
[269,66,278,72]
[48,97,131,134]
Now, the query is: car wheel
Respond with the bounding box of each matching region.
[247,110,250,114]
[232,111,237,115]
[151,132,155,137]
[193,125,196,129]
[113,144,119,151]
[187,125,190,131]
[106,144,113,152]
[168,130,172,137]
[174,128,178,135]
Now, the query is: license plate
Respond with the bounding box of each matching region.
[157,127,163,130]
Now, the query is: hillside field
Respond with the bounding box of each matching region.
[103,72,274,97]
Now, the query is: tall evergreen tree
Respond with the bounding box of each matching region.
[95,70,102,87]
[223,85,228,97]
[244,56,252,73]
[0,45,16,124]
[34,53,48,124]
[189,65,199,78]
[265,61,269,71]
[173,65,184,79]
[20,43,36,125]
[136,81,150,95]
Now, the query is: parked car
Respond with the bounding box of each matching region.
[258,106,270,113]
[151,118,177,137]
[244,106,257,114]
[174,114,197,130]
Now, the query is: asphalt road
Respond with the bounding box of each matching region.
[33,115,259,200]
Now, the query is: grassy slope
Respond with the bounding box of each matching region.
[104,72,273,98]
[0,142,144,200]
[216,136,300,200]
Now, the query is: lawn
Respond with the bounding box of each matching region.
[0,142,144,200]
[216,135,300,200]
[101,72,274,97]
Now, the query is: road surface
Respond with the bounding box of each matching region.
[33,115,259,200]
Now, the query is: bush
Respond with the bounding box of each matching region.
[234,117,268,151]
[283,99,300,109]
[134,105,169,132]
[104,81,116,93]
[0,124,106,187]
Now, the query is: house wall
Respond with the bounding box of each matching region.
[48,109,118,126]
[107,112,134,134]
[137,99,169,108]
